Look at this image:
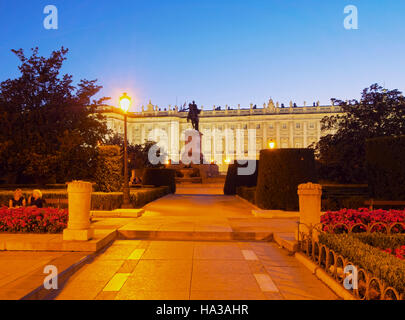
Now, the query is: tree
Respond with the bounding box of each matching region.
[314,84,405,183]
[103,133,165,171]
[0,47,110,184]
[93,145,122,192]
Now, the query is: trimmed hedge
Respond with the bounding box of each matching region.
[142,168,176,194]
[366,136,405,200]
[94,145,123,192]
[236,186,256,205]
[353,233,405,251]
[319,233,405,294]
[0,187,169,211]
[92,187,169,210]
[224,160,259,195]
[256,149,317,211]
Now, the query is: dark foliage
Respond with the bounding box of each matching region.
[314,84,405,183]
[0,47,109,184]
[256,149,317,210]
[104,133,164,170]
[223,160,259,195]
[142,168,176,194]
[366,136,405,200]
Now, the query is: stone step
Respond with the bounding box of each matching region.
[91,209,144,218]
[117,229,274,242]
[273,232,298,253]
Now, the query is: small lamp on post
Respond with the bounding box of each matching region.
[269,140,276,150]
[119,93,132,209]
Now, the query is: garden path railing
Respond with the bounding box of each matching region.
[297,221,405,300]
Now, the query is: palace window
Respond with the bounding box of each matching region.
[282,123,287,129]
[309,123,315,129]
[296,123,301,129]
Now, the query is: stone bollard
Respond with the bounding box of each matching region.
[296,183,322,241]
[63,181,94,241]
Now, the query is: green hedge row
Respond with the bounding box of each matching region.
[0,187,169,211]
[256,149,317,211]
[236,186,257,205]
[224,160,259,195]
[92,187,169,210]
[353,233,405,251]
[318,233,405,294]
[142,168,176,194]
[366,136,405,200]
[93,145,123,192]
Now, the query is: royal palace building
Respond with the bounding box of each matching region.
[101,100,343,172]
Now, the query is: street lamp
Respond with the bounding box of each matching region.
[269,140,276,149]
[120,93,132,209]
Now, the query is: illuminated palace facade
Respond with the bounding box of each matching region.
[101,100,343,172]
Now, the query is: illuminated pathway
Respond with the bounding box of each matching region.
[54,185,338,300]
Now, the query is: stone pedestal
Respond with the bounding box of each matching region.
[182,129,203,164]
[63,181,94,241]
[296,183,322,241]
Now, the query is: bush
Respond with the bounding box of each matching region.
[92,187,170,210]
[256,149,317,210]
[94,145,122,192]
[142,169,176,194]
[224,160,259,195]
[322,196,367,211]
[353,233,405,253]
[366,136,405,200]
[0,206,68,233]
[319,233,405,294]
[0,187,170,210]
[236,186,256,205]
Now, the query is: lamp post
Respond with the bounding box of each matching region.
[268,140,276,149]
[120,93,132,209]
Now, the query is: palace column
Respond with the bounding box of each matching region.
[303,122,308,147]
[289,122,294,148]
[263,121,267,149]
[141,124,146,144]
[276,122,281,148]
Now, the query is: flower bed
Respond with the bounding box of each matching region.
[321,208,405,233]
[318,233,405,297]
[0,206,68,233]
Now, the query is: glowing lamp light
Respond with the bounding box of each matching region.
[224,159,231,164]
[269,140,276,149]
[119,92,131,112]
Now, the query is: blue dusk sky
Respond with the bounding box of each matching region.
[1,0,405,112]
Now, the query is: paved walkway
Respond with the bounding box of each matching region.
[54,239,337,300]
[54,185,338,300]
[0,251,90,300]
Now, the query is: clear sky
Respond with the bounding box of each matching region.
[1,0,405,112]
